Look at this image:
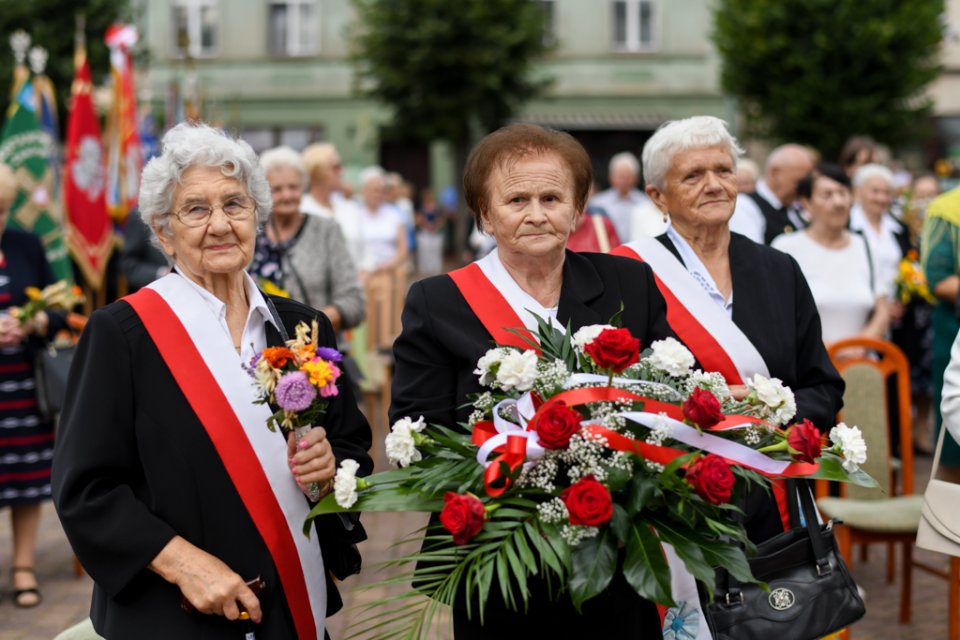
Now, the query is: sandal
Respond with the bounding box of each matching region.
[11,566,41,608]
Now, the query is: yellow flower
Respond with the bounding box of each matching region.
[25,287,42,301]
[302,358,336,389]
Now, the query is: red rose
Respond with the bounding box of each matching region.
[682,388,725,429]
[686,454,735,505]
[534,401,583,449]
[561,475,613,526]
[787,419,822,464]
[584,328,641,372]
[440,492,486,545]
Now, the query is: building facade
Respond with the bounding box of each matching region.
[136,0,729,191]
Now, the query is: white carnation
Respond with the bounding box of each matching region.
[333,459,361,508]
[829,423,868,472]
[571,324,615,350]
[474,348,508,386]
[748,374,797,425]
[384,416,426,467]
[496,349,539,392]
[647,338,696,377]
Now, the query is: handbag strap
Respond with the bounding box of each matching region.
[797,480,832,574]
[265,296,291,342]
[930,426,947,482]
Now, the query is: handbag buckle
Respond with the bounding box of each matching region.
[724,590,744,607]
[816,560,832,577]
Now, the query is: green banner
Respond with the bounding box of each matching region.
[0,104,72,282]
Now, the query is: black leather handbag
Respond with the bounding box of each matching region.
[703,482,866,640]
[33,343,75,420]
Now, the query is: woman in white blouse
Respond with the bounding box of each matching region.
[772,162,891,348]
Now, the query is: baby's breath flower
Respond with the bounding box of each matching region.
[516,455,560,492]
[561,524,599,547]
[536,497,569,525]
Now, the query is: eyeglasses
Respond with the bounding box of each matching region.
[171,197,256,228]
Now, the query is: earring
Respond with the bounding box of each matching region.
[662,211,669,224]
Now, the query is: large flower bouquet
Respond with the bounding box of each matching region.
[308,317,873,638]
[246,319,343,499]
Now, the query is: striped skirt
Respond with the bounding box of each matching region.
[0,344,54,507]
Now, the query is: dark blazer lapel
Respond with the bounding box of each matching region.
[728,234,760,339]
[557,251,605,328]
[655,233,685,265]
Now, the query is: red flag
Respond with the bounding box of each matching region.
[64,42,113,289]
[104,23,141,224]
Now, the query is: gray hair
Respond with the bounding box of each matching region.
[642,116,744,190]
[852,163,895,189]
[609,151,640,176]
[138,122,271,239]
[359,165,385,187]
[260,145,308,190]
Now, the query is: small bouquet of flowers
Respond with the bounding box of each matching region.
[895,250,936,305]
[309,317,873,638]
[11,280,84,326]
[246,319,343,499]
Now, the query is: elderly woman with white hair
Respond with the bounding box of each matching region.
[52,123,372,639]
[249,145,365,332]
[850,162,911,298]
[357,165,408,277]
[612,116,844,639]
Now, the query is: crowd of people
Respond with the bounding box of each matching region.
[0,114,958,638]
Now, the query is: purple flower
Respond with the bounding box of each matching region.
[243,353,262,378]
[316,347,343,362]
[274,371,317,412]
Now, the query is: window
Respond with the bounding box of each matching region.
[611,0,658,52]
[536,0,556,47]
[269,1,318,56]
[172,0,219,58]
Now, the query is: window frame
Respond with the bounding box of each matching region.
[268,0,319,57]
[171,0,220,59]
[611,0,660,53]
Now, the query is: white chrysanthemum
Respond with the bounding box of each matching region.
[647,338,696,377]
[496,349,539,392]
[830,423,868,472]
[333,459,361,508]
[571,324,615,349]
[747,374,797,425]
[474,348,509,386]
[384,416,426,467]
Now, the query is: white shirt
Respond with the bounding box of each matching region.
[771,231,874,345]
[667,224,733,317]
[360,203,405,270]
[301,192,367,269]
[174,269,279,363]
[730,180,806,244]
[848,203,904,299]
[627,199,669,240]
[589,187,651,242]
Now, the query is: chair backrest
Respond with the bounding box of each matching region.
[827,337,914,500]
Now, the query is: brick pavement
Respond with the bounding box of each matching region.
[0,456,950,639]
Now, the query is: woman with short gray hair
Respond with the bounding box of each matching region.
[249,145,365,332]
[53,122,372,639]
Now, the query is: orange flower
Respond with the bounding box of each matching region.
[262,346,296,368]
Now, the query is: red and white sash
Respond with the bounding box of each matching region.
[125,274,326,639]
[613,236,769,384]
[448,249,564,349]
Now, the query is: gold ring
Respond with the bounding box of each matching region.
[238,612,251,621]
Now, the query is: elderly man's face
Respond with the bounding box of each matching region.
[856,176,893,220]
[647,145,737,231]
[610,164,637,194]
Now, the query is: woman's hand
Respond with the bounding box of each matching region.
[149,536,262,623]
[727,384,749,401]
[288,426,336,498]
[0,313,24,347]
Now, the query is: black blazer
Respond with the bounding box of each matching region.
[390,250,675,428]
[657,232,844,541]
[52,293,372,639]
[389,251,672,635]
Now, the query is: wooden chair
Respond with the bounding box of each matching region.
[818,337,924,635]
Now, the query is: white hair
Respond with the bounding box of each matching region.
[737,158,760,181]
[359,165,385,187]
[138,122,271,241]
[852,163,895,189]
[260,145,308,190]
[642,116,744,190]
[609,151,640,176]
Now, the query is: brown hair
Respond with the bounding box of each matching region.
[463,124,592,229]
